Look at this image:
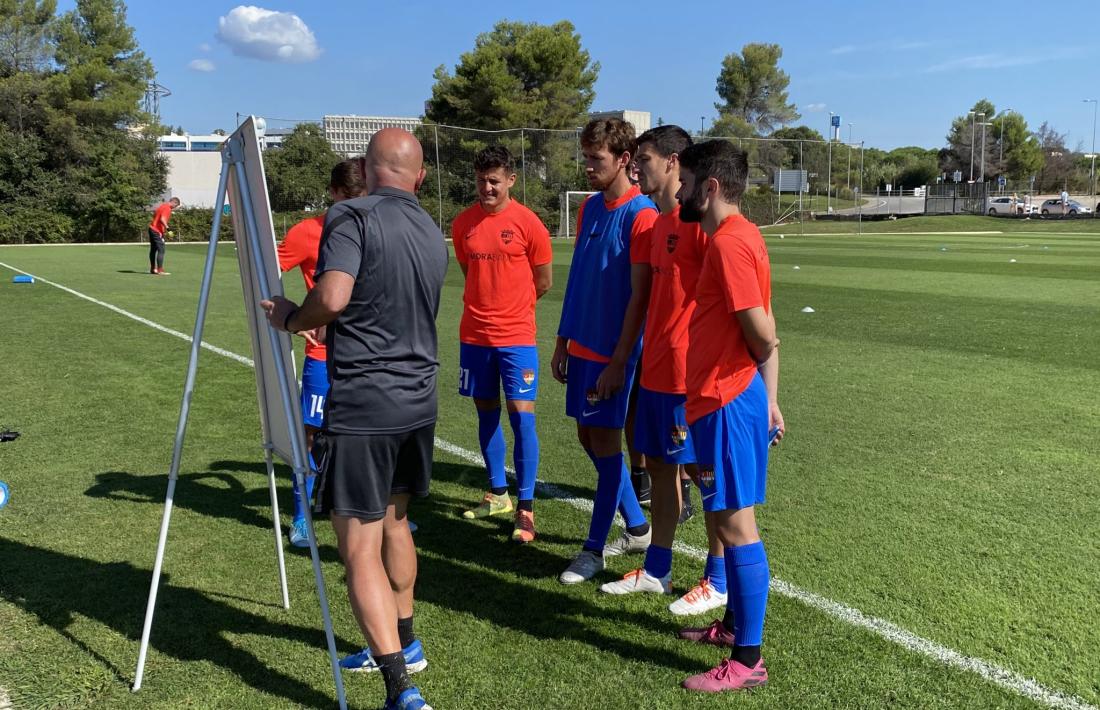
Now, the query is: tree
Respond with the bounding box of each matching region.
[0,0,166,243]
[705,114,754,139]
[1033,122,1077,192]
[425,20,598,130]
[714,43,799,134]
[263,123,341,212]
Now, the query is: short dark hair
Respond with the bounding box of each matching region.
[636,125,692,158]
[330,159,365,196]
[678,140,748,203]
[169,197,180,205]
[473,145,515,174]
[581,118,636,158]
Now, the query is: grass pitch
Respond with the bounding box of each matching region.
[1,216,1098,709]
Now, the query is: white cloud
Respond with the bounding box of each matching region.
[829,45,857,55]
[924,48,1083,73]
[831,39,933,55]
[188,58,216,72]
[199,42,212,52]
[804,103,827,112]
[216,6,321,63]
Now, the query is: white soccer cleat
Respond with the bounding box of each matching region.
[600,568,671,595]
[668,578,728,616]
[603,528,651,557]
[559,550,604,585]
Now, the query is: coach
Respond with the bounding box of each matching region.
[262,127,448,710]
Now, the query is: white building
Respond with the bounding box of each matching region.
[588,110,651,134]
[156,133,227,152]
[323,115,423,156]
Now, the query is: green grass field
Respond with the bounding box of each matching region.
[1,220,1099,709]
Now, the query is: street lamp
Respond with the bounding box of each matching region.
[998,108,1013,165]
[700,116,705,135]
[827,112,835,211]
[846,123,854,194]
[979,121,993,182]
[968,111,985,181]
[1085,99,1098,199]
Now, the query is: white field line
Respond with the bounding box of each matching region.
[0,687,10,710]
[2,259,1095,710]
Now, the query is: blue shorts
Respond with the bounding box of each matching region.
[458,343,539,402]
[689,372,769,513]
[565,354,638,429]
[300,356,329,429]
[633,387,696,464]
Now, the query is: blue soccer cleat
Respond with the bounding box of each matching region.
[289,518,311,548]
[339,639,427,674]
[383,687,433,710]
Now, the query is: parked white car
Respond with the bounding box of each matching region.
[1039,198,1093,216]
[986,196,1037,216]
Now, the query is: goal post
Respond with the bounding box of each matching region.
[559,190,597,239]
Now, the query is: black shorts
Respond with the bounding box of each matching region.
[311,423,435,521]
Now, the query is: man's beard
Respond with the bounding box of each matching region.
[678,183,706,223]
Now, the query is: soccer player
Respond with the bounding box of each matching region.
[148,197,179,275]
[673,140,785,693]
[451,145,553,543]
[554,118,657,585]
[597,126,729,617]
[276,159,364,547]
[262,129,447,710]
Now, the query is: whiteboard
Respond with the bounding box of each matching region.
[224,116,305,469]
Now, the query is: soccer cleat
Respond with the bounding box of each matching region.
[383,687,434,710]
[338,639,428,674]
[682,658,768,693]
[677,498,695,525]
[603,527,651,557]
[289,518,311,548]
[462,492,513,520]
[677,619,735,647]
[669,578,728,616]
[511,509,536,544]
[156,268,170,275]
[559,550,604,585]
[599,568,671,595]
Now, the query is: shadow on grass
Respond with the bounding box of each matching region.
[0,537,349,708]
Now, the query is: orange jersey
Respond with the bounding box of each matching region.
[451,199,552,347]
[566,187,657,363]
[149,202,173,235]
[640,207,710,394]
[685,213,771,424]
[277,215,327,361]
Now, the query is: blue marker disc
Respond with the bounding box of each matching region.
[0,481,9,509]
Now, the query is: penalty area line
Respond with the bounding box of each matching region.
[2,259,1095,710]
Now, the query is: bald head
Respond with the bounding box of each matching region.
[363,128,426,194]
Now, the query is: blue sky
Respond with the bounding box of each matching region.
[91,1,1100,151]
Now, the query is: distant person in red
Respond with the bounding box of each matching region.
[276,159,365,547]
[148,197,180,275]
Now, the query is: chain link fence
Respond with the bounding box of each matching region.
[417,125,870,237]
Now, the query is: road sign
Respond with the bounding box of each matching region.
[997,175,1007,187]
[830,115,841,128]
[222,204,231,217]
[952,170,963,183]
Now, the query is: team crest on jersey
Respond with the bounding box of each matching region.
[670,425,688,446]
[698,467,715,487]
[666,233,679,253]
[586,390,600,406]
[522,369,535,385]
[500,229,514,245]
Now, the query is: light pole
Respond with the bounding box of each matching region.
[846,122,854,195]
[968,111,985,182]
[979,121,993,182]
[1085,99,1098,199]
[700,116,705,135]
[827,112,834,212]
[998,108,1012,165]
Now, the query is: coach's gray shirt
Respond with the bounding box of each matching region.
[315,187,448,434]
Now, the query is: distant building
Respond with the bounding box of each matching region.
[588,110,651,134]
[156,133,227,152]
[323,115,423,156]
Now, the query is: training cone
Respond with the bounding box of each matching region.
[801,306,815,313]
[12,275,34,284]
[0,481,9,509]
[793,265,801,270]
[1009,259,1017,263]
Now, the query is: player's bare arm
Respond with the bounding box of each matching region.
[533,263,552,299]
[262,270,355,334]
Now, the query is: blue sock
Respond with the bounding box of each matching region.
[724,541,770,647]
[705,554,728,595]
[584,452,626,552]
[616,461,648,531]
[477,408,507,492]
[509,411,539,502]
[291,472,315,521]
[644,544,673,579]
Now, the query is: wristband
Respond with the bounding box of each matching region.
[283,308,298,332]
